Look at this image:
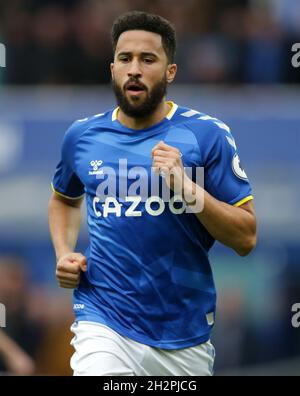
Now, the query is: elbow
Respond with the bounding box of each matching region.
[235,234,257,257]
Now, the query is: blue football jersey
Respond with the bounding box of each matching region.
[52,101,253,349]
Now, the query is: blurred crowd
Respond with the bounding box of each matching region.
[0,0,299,85]
[0,257,73,375]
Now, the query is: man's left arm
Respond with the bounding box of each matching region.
[152,141,257,257]
[184,182,256,256]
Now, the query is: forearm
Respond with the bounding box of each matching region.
[0,330,23,357]
[48,193,83,260]
[0,329,11,356]
[184,179,256,256]
[0,330,35,375]
[0,330,30,362]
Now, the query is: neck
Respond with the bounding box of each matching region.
[117,100,171,130]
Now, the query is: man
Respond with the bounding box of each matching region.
[49,11,256,376]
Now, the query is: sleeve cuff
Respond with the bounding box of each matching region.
[233,195,254,207]
[51,182,85,200]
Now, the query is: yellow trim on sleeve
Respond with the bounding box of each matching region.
[51,182,85,200]
[233,195,254,207]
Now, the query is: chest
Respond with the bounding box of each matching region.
[74,127,202,196]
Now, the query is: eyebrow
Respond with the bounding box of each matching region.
[117,51,159,59]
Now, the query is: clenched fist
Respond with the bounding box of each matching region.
[56,252,87,289]
[152,140,187,193]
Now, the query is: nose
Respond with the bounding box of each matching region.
[127,58,142,78]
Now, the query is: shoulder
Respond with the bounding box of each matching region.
[171,105,237,163]
[173,105,232,142]
[63,110,112,147]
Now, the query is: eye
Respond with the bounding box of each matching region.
[119,56,130,63]
[143,58,154,64]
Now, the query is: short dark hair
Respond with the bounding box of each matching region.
[111,11,176,63]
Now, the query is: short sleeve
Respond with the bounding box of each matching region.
[51,122,85,199]
[204,123,253,207]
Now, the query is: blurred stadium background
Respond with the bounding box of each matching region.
[0,0,300,376]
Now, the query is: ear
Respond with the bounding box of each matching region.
[110,63,114,79]
[166,64,177,84]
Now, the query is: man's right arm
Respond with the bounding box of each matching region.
[48,192,87,289]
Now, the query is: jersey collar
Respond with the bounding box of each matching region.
[112,101,178,122]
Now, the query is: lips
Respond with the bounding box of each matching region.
[125,82,146,93]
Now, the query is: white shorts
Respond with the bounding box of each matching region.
[70,321,215,376]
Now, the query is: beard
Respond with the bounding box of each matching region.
[112,75,168,119]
